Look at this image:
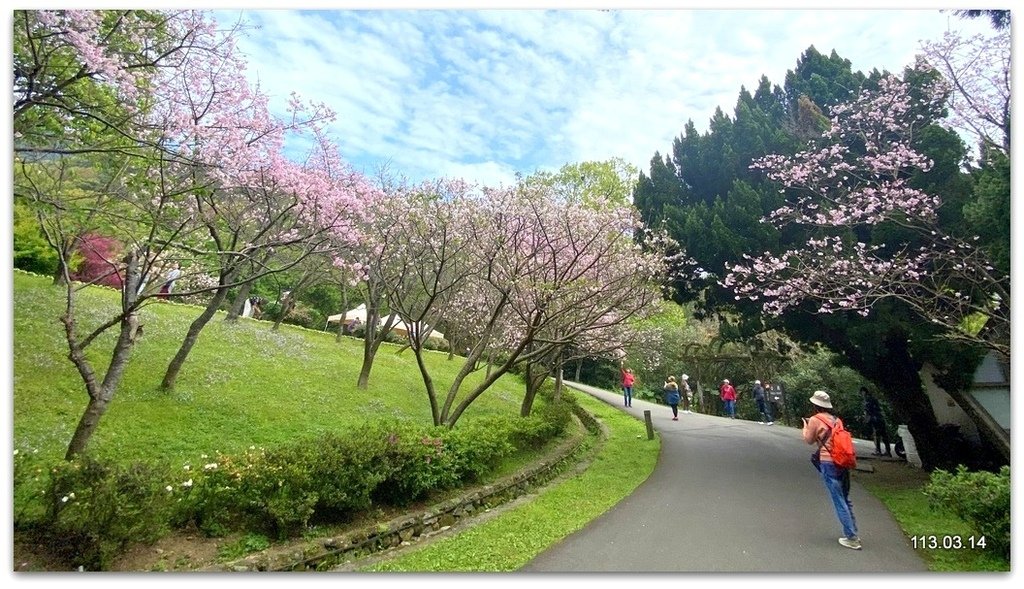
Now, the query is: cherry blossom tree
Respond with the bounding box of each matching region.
[723,69,1008,361]
[13,9,373,457]
[375,179,672,427]
[920,27,1010,158]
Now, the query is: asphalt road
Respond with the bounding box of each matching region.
[521,381,927,573]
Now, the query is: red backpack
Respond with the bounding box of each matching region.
[814,414,857,469]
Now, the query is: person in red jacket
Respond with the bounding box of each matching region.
[719,379,737,418]
[620,360,635,407]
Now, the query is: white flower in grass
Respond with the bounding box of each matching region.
[61,496,69,503]
[166,486,173,492]
[182,479,193,488]
[204,463,218,470]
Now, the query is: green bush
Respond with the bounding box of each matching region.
[373,427,461,506]
[444,418,517,483]
[19,404,573,566]
[44,456,176,570]
[13,201,59,276]
[923,465,1010,558]
[13,445,51,525]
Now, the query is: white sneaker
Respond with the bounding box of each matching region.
[758,421,765,425]
[767,421,774,425]
[838,536,862,550]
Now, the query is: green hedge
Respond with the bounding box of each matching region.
[15,400,574,569]
[923,465,1010,559]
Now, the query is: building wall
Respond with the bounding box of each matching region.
[919,351,1011,445]
[920,364,982,444]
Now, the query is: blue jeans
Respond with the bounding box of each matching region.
[623,387,632,406]
[723,399,735,416]
[819,461,858,538]
[756,398,773,421]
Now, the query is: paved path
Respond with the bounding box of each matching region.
[522,381,927,572]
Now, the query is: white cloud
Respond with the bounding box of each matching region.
[220,8,997,187]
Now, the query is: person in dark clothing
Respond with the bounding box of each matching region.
[752,379,774,425]
[861,386,892,457]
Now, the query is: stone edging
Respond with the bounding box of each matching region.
[207,399,606,571]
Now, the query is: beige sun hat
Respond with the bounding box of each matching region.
[809,390,833,409]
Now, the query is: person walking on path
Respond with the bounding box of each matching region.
[862,386,892,457]
[719,379,737,418]
[680,374,693,414]
[803,390,861,550]
[663,376,681,420]
[753,380,774,425]
[620,360,635,407]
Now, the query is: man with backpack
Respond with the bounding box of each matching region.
[802,390,861,550]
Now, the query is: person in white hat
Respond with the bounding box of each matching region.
[679,374,693,414]
[802,390,861,550]
[719,379,737,418]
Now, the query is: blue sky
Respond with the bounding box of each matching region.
[214,4,996,187]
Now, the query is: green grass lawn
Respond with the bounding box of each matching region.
[12,270,528,469]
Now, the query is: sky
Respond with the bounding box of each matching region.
[207,3,998,187]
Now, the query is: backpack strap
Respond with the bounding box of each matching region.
[812,414,836,448]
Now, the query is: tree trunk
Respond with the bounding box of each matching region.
[65,395,112,459]
[160,280,232,391]
[272,295,294,331]
[410,345,442,426]
[225,281,253,322]
[52,235,77,287]
[335,284,349,342]
[520,363,549,417]
[855,336,945,470]
[63,249,143,458]
[554,364,564,403]
[356,301,388,389]
[53,257,69,287]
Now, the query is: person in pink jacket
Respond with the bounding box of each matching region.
[803,390,861,550]
[719,379,737,418]
[620,360,635,407]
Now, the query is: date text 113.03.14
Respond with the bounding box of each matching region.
[910,535,987,550]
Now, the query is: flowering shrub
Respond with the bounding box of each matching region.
[69,234,124,289]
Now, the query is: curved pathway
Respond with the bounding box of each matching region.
[522,381,927,572]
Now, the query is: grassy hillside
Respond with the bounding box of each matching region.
[12,270,528,468]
